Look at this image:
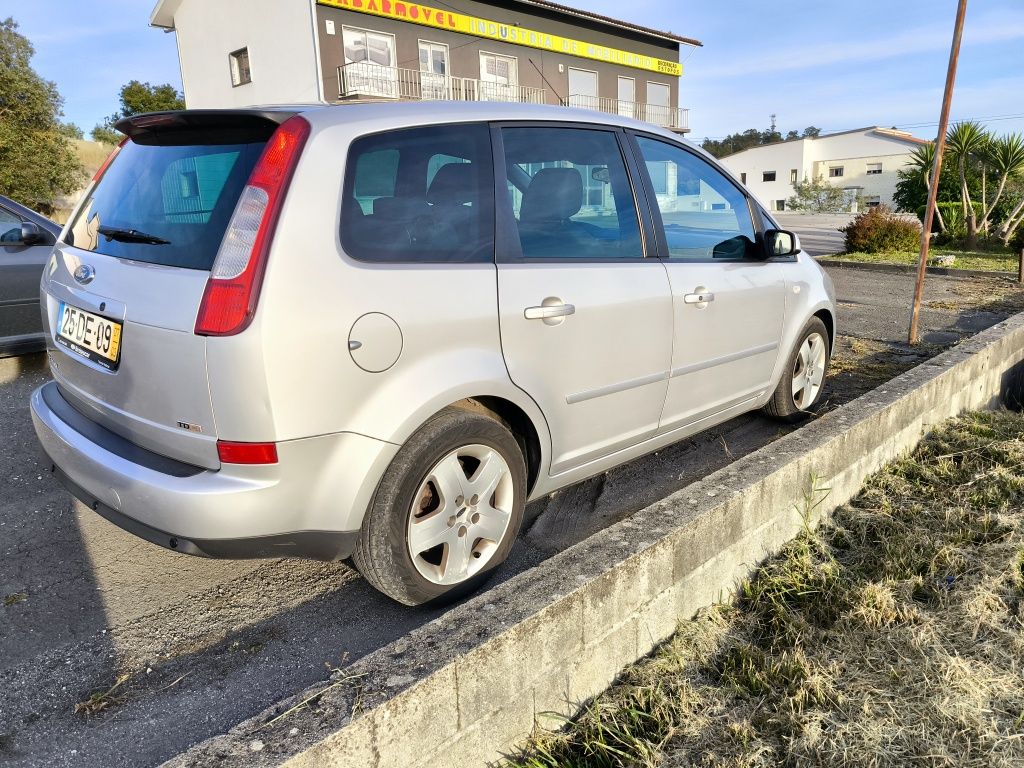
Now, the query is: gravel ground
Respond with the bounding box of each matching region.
[1,266,1022,767]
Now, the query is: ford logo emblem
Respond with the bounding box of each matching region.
[73,264,95,285]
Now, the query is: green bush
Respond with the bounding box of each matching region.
[916,201,983,236]
[843,205,922,253]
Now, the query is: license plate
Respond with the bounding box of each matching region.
[56,302,123,370]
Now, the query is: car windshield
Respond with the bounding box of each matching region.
[67,138,265,270]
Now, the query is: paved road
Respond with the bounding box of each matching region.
[1,266,1020,767]
[774,212,853,257]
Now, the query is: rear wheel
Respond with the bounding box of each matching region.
[764,317,830,422]
[353,406,527,606]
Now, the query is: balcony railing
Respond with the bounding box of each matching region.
[338,63,546,105]
[563,94,690,132]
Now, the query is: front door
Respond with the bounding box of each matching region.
[495,125,673,475]
[0,205,49,341]
[645,82,671,126]
[629,133,788,432]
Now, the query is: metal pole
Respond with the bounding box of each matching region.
[909,0,968,344]
[1018,247,1024,284]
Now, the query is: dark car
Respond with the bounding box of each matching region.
[1,194,61,357]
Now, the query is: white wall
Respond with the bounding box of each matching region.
[172,0,321,108]
[720,129,920,212]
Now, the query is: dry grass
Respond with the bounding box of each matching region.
[508,410,1024,768]
[831,250,1020,274]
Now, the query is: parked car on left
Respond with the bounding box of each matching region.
[0,194,62,357]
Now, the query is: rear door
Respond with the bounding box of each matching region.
[0,203,51,342]
[42,114,281,467]
[494,124,673,475]
[627,132,788,432]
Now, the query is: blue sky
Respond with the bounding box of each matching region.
[10,0,1024,142]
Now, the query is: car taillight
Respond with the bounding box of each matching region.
[93,137,129,182]
[217,440,279,465]
[194,116,310,336]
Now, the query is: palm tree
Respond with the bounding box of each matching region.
[980,134,1024,235]
[906,143,946,233]
[946,121,990,249]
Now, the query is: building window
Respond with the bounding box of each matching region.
[864,195,881,207]
[479,51,518,101]
[342,27,398,97]
[774,200,786,211]
[229,48,251,87]
[790,169,798,183]
[740,172,746,184]
[866,162,882,175]
[829,166,844,178]
[762,171,776,182]
[418,40,450,99]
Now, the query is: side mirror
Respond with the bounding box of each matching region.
[764,229,799,257]
[21,221,44,245]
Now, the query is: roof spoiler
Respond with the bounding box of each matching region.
[114,109,299,145]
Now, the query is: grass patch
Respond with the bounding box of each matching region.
[829,249,1020,273]
[74,673,132,717]
[508,410,1024,767]
[2,593,27,606]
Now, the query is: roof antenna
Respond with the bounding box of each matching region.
[770,113,777,132]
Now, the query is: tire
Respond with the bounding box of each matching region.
[353,406,527,606]
[763,317,831,422]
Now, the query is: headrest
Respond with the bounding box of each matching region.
[520,167,583,223]
[427,163,478,206]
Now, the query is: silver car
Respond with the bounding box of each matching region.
[1,194,61,357]
[31,102,835,605]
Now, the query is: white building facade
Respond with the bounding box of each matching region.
[719,127,928,212]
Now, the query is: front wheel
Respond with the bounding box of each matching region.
[353,406,527,606]
[763,317,830,422]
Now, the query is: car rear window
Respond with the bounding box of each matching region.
[67,138,266,270]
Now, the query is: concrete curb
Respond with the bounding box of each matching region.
[816,256,1018,280]
[165,313,1024,768]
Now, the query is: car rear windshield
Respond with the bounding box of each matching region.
[67,137,266,270]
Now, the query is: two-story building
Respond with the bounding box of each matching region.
[719,127,928,211]
[150,0,701,133]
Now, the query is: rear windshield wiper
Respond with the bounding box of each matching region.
[98,226,171,245]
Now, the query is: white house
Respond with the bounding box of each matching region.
[719,127,928,212]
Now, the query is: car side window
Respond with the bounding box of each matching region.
[499,126,643,260]
[0,206,22,243]
[634,136,757,261]
[341,123,494,263]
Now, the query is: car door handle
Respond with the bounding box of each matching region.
[524,303,575,320]
[683,291,714,305]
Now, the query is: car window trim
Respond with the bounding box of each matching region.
[490,120,660,265]
[624,129,795,264]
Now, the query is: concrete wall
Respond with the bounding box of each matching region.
[172,0,321,108]
[722,129,921,211]
[314,0,680,109]
[164,313,1024,768]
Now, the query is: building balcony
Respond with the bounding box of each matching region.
[563,94,690,133]
[337,63,546,105]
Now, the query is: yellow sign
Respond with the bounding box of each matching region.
[318,0,682,76]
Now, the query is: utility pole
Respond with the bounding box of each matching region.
[769,113,777,133]
[909,0,968,344]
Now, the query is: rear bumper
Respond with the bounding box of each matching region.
[31,381,399,560]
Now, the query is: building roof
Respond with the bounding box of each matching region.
[721,126,929,159]
[505,0,702,47]
[151,0,703,47]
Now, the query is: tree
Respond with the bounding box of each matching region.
[0,17,84,213]
[898,143,947,232]
[701,125,823,158]
[59,121,83,140]
[946,121,989,249]
[785,174,853,213]
[91,80,184,143]
[979,133,1024,235]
